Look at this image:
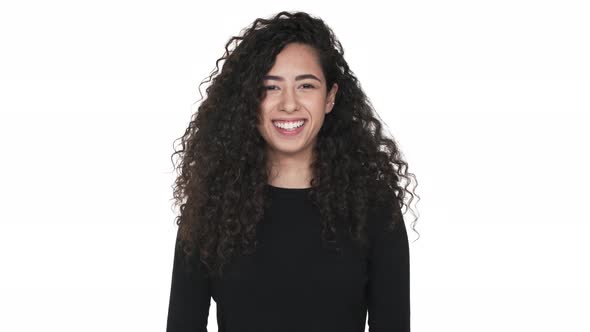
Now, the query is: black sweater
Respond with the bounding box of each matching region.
[166,184,410,332]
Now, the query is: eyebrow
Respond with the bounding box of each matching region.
[262,74,322,82]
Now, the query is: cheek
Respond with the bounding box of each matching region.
[258,103,271,118]
[255,119,270,139]
[256,106,269,125]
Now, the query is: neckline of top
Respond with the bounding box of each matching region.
[265,183,313,192]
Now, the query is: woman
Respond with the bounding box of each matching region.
[166,10,419,332]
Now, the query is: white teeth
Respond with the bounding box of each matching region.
[272,120,305,130]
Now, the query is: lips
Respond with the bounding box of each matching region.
[271,118,307,121]
[272,118,307,136]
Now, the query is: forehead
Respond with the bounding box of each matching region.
[266,43,323,78]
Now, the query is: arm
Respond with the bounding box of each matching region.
[166,230,211,332]
[367,204,411,332]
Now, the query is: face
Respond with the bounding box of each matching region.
[256,43,338,161]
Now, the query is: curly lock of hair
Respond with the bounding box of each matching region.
[169,10,420,279]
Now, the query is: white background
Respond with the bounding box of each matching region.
[1,1,589,331]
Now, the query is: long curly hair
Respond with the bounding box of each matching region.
[170,10,420,279]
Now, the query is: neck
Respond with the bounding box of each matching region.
[266,148,314,188]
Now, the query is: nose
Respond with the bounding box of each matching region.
[280,87,299,112]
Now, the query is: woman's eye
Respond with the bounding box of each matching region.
[264,84,315,90]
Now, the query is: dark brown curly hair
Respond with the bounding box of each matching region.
[169,10,420,279]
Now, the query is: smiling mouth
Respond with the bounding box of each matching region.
[272,119,306,129]
[272,119,307,135]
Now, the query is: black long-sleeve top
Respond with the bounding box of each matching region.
[166,184,410,332]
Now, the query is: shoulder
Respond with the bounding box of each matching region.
[366,198,406,244]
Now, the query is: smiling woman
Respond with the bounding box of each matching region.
[167,10,420,332]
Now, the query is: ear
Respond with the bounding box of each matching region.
[325,83,339,114]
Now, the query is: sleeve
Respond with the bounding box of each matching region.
[166,230,212,332]
[367,204,411,332]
